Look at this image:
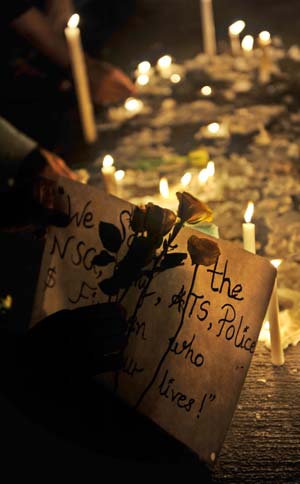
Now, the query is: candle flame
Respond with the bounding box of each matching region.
[198,168,209,185]
[136,74,150,86]
[160,178,169,198]
[207,122,220,134]
[181,172,192,187]
[271,259,282,269]
[201,85,212,96]
[115,169,125,182]
[157,55,172,68]
[206,161,215,177]
[68,13,79,29]
[137,61,151,74]
[124,97,144,112]
[259,31,271,44]
[229,20,246,36]
[244,201,254,223]
[102,154,114,168]
[241,35,254,52]
[170,73,181,83]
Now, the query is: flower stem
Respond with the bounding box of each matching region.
[135,264,199,409]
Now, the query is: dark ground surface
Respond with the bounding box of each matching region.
[1,1,300,482]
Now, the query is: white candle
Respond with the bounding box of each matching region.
[101,154,117,194]
[243,201,256,253]
[200,0,217,57]
[200,85,212,96]
[159,177,169,199]
[137,61,151,74]
[124,97,144,114]
[228,20,245,56]
[258,31,272,84]
[267,259,285,366]
[198,168,209,186]
[114,169,125,198]
[157,55,172,78]
[180,172,192,188]
[64,14,97,144]
[241,35,254,56]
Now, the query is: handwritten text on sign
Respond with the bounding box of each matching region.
[32,179,275,465]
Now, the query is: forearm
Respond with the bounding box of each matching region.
[11,7,71,71]
[0,117,38,178]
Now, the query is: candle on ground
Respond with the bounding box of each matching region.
[266,259,285,366]
[241,35,254,56]
[101,154,117,194]
[64,14,97,144]
[200,0,217,57]
[157,55,172,78]
[181,172,192,188]
[258,30,272,84]
[228,20,245,56]
[243,201,256,253]
[159,177,170,199]
[200,85,212,96]
[114,169,125,198]
[124,97,144,114]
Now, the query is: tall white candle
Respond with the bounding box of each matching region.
[64,14,97,144]
[267,259,284,366]
[228,20,245,56]
[243,201,256,253]
[200,0,217,57]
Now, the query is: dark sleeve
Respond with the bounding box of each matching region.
[1,1,32,27]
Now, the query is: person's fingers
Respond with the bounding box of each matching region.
[39,148,78,181]
[112,68,137,94]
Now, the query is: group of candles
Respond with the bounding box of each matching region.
[200,0,271,57]
[134,55,183,86]
[242,201,284,366]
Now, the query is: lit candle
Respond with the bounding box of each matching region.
[258,31,272,84]
[124,97,144,114]
[114,169,125,198]
[243,201,256,253]
[157,55,172,78]
[64,14,97,144]
[266,259,285,366]
[228,20,246,56]
[200,85,212,96]
[198,168,209,186]
[181,172,192,188]
[207,122,220,135]
[241,34,254,56]
[137,61,151,74]
[159,177,169,199]
[101,154,117,194]
[170,73,181,84]
[206,160,215,177]
[136,74,150,86]
[200,0,217,57]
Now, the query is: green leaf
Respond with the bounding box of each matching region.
[99,221,122,253]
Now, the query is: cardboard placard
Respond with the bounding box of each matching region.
[31,178,276,464]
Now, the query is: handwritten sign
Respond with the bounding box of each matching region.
[31,179,276,465]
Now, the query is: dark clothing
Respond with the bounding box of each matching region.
[0,0,31,28]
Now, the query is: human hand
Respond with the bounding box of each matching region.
[86,58,137,105]
[39,148,78,181]
[21,303,128,383]
[0,177,69,233]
